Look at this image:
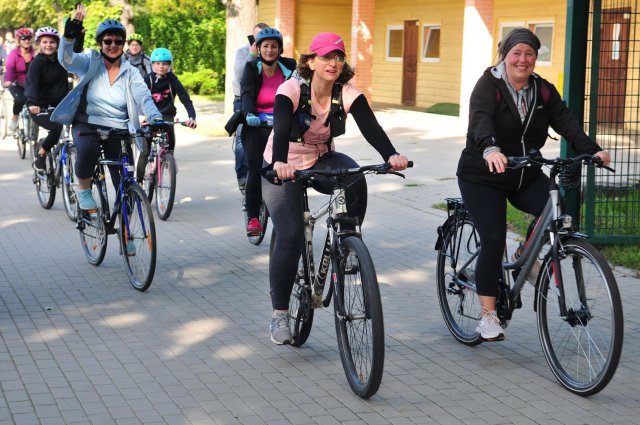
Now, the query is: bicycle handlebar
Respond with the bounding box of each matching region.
[263,161,414,183]
[507,153,615,173]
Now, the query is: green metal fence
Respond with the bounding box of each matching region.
[566,0,640,244]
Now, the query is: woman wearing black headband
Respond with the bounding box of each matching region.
[456,28,611,341]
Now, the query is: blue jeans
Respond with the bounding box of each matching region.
[233,98,248,181]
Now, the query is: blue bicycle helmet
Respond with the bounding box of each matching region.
[150,48,172,62]
[255,27,283,50]
[95,19,126,43]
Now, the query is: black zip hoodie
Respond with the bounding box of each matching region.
[25,53,69,108]
[143,71,196,119]
[457,65,601,191]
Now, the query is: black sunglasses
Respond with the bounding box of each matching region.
[20,36,33,41]
[102,39,125,46]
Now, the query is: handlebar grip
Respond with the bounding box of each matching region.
[264,170,278,180]
[407,161,414,168]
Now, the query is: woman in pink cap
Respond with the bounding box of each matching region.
[262,32,410,344]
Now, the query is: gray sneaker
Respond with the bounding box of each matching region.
[270,312,293,345]
[476,311,505,341]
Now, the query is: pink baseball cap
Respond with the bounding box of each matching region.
[309,32,346,57]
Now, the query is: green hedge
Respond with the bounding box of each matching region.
[177,69,221,96]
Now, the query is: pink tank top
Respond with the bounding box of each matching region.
[256,67,284,113]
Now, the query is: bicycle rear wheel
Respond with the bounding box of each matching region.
[78,181,108,266]
[247,200,269,245]
[119,184,156,291]
[62,145,78,222]
[536,238,623,396]
[436,213,483,346]
[35,152,56,209]
[333,236,384,399]
[0,96,7,139]
[155,153,177,220]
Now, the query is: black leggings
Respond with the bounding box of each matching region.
[243,125,271,219]
[31,113,63,152]
[8,84,25,115]
[458,173,549,297]
[73,121,133,191]
[263,152,367,310]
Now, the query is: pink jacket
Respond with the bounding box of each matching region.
[4,47,34,87]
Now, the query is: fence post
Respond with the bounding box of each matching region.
[562,0,591,226]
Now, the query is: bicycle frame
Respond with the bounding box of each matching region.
[302,183,356,308]
[149,131,170,189]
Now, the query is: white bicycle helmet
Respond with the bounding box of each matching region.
[35,26,60,42]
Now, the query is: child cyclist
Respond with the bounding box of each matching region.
[136,47,197,182]
[26,27,69,172]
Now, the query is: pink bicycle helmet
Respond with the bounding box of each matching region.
[15,28,34,39]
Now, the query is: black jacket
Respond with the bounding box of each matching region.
[143,72,196,119]
[25,53,69,108]
[457,66,602,191]
[240,56,297,115]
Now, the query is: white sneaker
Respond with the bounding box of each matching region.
[270,311,293,345]
[9,118,18,133]
[476,311,505,341]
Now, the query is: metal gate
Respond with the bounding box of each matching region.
[570,0,640,244]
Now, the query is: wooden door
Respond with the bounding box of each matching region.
[597,8,631,124]
[402,20,419,106]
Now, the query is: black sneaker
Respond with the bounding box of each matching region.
[34,154,47,172]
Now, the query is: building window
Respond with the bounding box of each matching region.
[422,25,441,62]
[387,26,403,61]
[499,22,525,45]
[530,22,554,64]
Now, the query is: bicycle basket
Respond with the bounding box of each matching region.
[558,162,582,191]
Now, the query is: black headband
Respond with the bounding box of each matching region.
[499,29,541,59]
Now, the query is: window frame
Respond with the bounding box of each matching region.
[421,24,441,63]
[528,21,554,66]
[386,25,404,62]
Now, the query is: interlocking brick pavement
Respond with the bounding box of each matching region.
[0,102,639,424]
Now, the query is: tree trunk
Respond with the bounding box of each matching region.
[224,0,257,117]
[109,0,135,34]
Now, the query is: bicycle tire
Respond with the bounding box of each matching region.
[536,238,623,396]
[62,146,78,222]
[436,213,483,346]
[155,153,177,220]
[268,230,315,345]
[333,236,384,399]
[0,96,7,139]
[35,152,56,209]
[78,180,108,266]
[17,132,26,159]
[119,184,156,291]
[248,200,269,245]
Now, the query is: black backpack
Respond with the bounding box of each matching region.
[290,72,346,150]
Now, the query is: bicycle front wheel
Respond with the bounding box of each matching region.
[155,153,176,220]
[78,181,108,266]
[537,238,623,396]
[119,184,156,291]
[333,236,384,399]
[436,213,483,345]
[17,132,26,159]
[62,146,78,222]
[35,152,56,209]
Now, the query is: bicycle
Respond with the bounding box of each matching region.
[76,126,157,291]
[32,108,78,220]
[141,121,188,221]
[265,162,412,399]
[14,103,39,159]
[435,152,623,396]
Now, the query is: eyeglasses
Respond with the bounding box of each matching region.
[20,36,32,41]
[317,53,346,64]
[102,39,125,46]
